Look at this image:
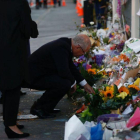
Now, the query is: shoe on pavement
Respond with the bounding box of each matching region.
[30,107,56,119]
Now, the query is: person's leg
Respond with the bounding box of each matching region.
[3,86,20,127]
[36,0,40,9]
[53,0,56,7]
[58,0,61,6]
[43,0,47,8]
[31,75,71,112]
[2,86,29,138]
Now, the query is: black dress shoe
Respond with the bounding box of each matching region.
[30,108,56,119]
[49,109,61,113]
[17,125,24,129]
[5,127,30,139]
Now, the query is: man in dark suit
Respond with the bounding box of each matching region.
[0,0,38,138]
[29,34,94,119]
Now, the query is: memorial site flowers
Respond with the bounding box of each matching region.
[79,84,140,122]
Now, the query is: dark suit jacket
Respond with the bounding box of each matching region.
[29,38,84,85]
[0,0,38,90]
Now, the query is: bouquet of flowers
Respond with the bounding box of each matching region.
[80,66,107,86]
[79,84,140,123]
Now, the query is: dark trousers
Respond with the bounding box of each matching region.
[31,75,71,112]
[43,0,47,7]
[36,0,40,9]
[84,1,93,26]
[2,86,21,126]
[53,0,57,5]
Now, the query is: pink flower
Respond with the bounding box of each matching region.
[86,64,92,70]
[125,24,130,33]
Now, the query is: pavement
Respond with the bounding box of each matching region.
[0,1,81,140]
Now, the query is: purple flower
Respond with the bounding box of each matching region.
[74,62,78,67]
[79,55,85,60]
[82,62,87,70]
[109,33,113,38]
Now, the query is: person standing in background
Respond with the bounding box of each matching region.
[0,0,38,139]
[43,0,48,8]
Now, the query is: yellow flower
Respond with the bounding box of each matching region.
[104,28,109,31]
[106,86,114,92]
[116,92,127,99]
[119,86,129,94]
[104,90,114,98]
[87,69,96,75]
[134,78,140,86]
[102,97,108,102]
[128,85,139,91]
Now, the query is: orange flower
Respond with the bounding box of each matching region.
[119,86,129,94]
[128,85,140,91]
[87,69,96,75]
[104,90,114,98]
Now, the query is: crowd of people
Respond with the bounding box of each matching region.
[0,0,94,139]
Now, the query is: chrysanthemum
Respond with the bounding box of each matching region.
[104,90,114,98]
[119,86,129,94]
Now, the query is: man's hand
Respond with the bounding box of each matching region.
[84,83,95,94]
[70,84,77,94]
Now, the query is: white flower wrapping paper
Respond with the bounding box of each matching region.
[64,115,91,140]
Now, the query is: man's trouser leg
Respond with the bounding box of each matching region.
[31,75,71,112]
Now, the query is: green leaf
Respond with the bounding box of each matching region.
[114,84,119,95]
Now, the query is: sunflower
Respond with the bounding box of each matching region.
[119,86,129,94]
[106,86,114,92]
[128,85,140,91]
[104,90,114,98]
[87,69,96,75]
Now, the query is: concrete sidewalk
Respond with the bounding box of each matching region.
[0,0,81,139]
[0,89,76,140]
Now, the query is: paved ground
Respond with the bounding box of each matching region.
[0,1,81,139]
[30,0,81,52]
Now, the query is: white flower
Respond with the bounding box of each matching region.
[97,29,106,38]
[114,13,120,22]
[90,21,94,25]
[80,31,92,36]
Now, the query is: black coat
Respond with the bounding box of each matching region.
[0,0,38,90]
[28,38,84,85]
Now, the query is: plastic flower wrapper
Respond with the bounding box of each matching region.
[110,50,120,58]
[90,123,104,140]
[126,107,140,129]
[96,29,106,45]
[64,115,90,140]
[113,13,120,23]
[116,130,140,140]
[97,114,119,123]
[76,134,88,140]
[84,121,95,133]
